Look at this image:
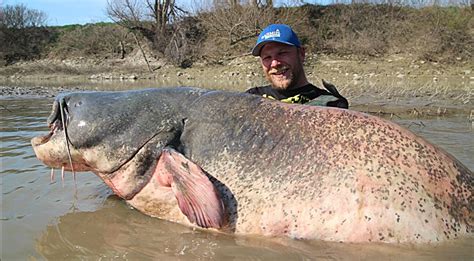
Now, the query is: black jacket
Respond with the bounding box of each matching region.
[245,80,348,109]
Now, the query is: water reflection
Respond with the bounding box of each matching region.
[394,116,473,170]
[36,196,313,260]
[35,195,474,260]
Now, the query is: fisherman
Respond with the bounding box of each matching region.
[247,24,348,108]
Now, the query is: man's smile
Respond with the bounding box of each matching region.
[270,66,290,77]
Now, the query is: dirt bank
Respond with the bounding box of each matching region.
[1,54,472,117]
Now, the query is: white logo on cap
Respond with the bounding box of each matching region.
[261,29,280,40]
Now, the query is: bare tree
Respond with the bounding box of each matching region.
[0,4,47,29]
[107,0,145,28]
[211,0,272,8]
[107,0,197,67]
[1,4,51,65]
[106,0,186,41]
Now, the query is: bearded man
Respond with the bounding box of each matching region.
[246,24,348,109]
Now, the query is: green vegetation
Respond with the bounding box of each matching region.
[1,3,472,67]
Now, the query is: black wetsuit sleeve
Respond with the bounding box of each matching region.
[245,87,260,95]
[245,86,281,99]
[321,80,349,109]
[326,98,349,109]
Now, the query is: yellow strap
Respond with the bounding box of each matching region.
[262,94,311,104]
[280,94,310,104]
[262,94,276,100]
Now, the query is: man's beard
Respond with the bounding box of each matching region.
[266,65,298,91]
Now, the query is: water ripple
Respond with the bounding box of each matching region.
[3,185,25,195]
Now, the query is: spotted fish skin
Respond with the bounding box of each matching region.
[180,91,472,243]
[31,88,472,243]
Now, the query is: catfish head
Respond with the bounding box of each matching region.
[31,90,183,199]
[31,89,225,229]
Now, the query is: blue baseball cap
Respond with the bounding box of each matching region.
[251,24,301,56]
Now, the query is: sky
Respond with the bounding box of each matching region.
[2,0,329,26]
[2,0,216,25]
[3,0,113,26]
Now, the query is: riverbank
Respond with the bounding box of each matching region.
[1,54,472,117]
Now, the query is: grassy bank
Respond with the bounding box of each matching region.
[1,4,473,66]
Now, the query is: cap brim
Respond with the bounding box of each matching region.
[251,39,297,56]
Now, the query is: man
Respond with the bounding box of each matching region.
[246,24,348,109]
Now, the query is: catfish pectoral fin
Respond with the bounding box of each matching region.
[155,147,225,229]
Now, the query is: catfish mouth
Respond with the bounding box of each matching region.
[32,117,63,147]
[31,104,92,172]
[32,94,69,149]
[31,95,162,200]
[32,117,158,200]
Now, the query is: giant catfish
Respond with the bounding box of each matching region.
[31,87,473,243]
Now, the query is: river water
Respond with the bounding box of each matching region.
[1,92,473,260]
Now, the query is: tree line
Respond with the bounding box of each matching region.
[0,1,472,67]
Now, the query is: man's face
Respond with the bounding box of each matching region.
[259,42,306,90]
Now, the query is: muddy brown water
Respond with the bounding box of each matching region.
[1,90,473,260]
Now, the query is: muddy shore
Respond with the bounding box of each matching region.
[1,54,472,117]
